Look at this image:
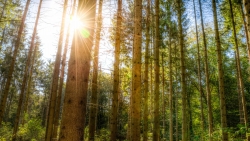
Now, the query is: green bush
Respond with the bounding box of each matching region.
[17,118,45,141]
[0,122,12,140]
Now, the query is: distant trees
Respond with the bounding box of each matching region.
[0,0,31,125]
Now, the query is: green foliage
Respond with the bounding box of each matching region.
[0,122,12,140]
[96,128,111,140]
[17,118,45,141]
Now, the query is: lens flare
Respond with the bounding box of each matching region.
[81,28,90,38]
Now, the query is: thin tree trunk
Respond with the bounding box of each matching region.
[0,26,6,52]
[240,4,250,62]
[150,45,154,132]
[150,31,154,134]
[243,0,250,58]
[143,0,150,140]
[89,0,103,140]
[153,0,160,140]
[45,0,68,140]
[169,27,173,141]
[235,52,246,140]
[211,0,228,140]
[197,0,214,139]
[23,34,42,120]
[42,90,48,127]
[150,4,155,133]
[0,0,8,21]
[174,42,179,141]
[22,75,32,120]
[235,52,244,125]
[0,0,31,125]
[59,1,96,140]
[131,0,142,140]
[187,89,193,141]
[162,53,165,140]
[4,91,14,122]
[177,0,187,140]
[12,1,43,140]
[51,27,68,140]
[229,0,248,131]
[193,0,205,138]
[110,0,122,140]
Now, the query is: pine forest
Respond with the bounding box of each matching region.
[1,0,250,140]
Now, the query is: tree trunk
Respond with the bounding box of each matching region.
[243,0,250,58]
[174,42,179,141]
[45,0,68,140]
[143,0,150,140]
[177,0,187,140]
[229,0,248,132]
[162,53,165,141]
[0,0,30,125]
[240,4,250,62]
[235,52,244,125]
[153,0,160,140]
[52,0,76,136]
[211,0,228,140]
[193,0,205,137]
[89,0,103,140]
[197,0,214,139]
[131,0,142,140]
[52,26,69,140]
[110,0,122,140]
[59,1,96,140]
[169,27,173,141]
[126,101,131,140]
[150,32,154,135]
[0,26,6,52]
[12,0,42,140]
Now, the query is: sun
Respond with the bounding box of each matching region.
[69,15,85,30]
[68,15,91,38]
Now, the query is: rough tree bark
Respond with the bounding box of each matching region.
[59,0,96,140]
[131,0,142,140]
[110,0,122,140]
